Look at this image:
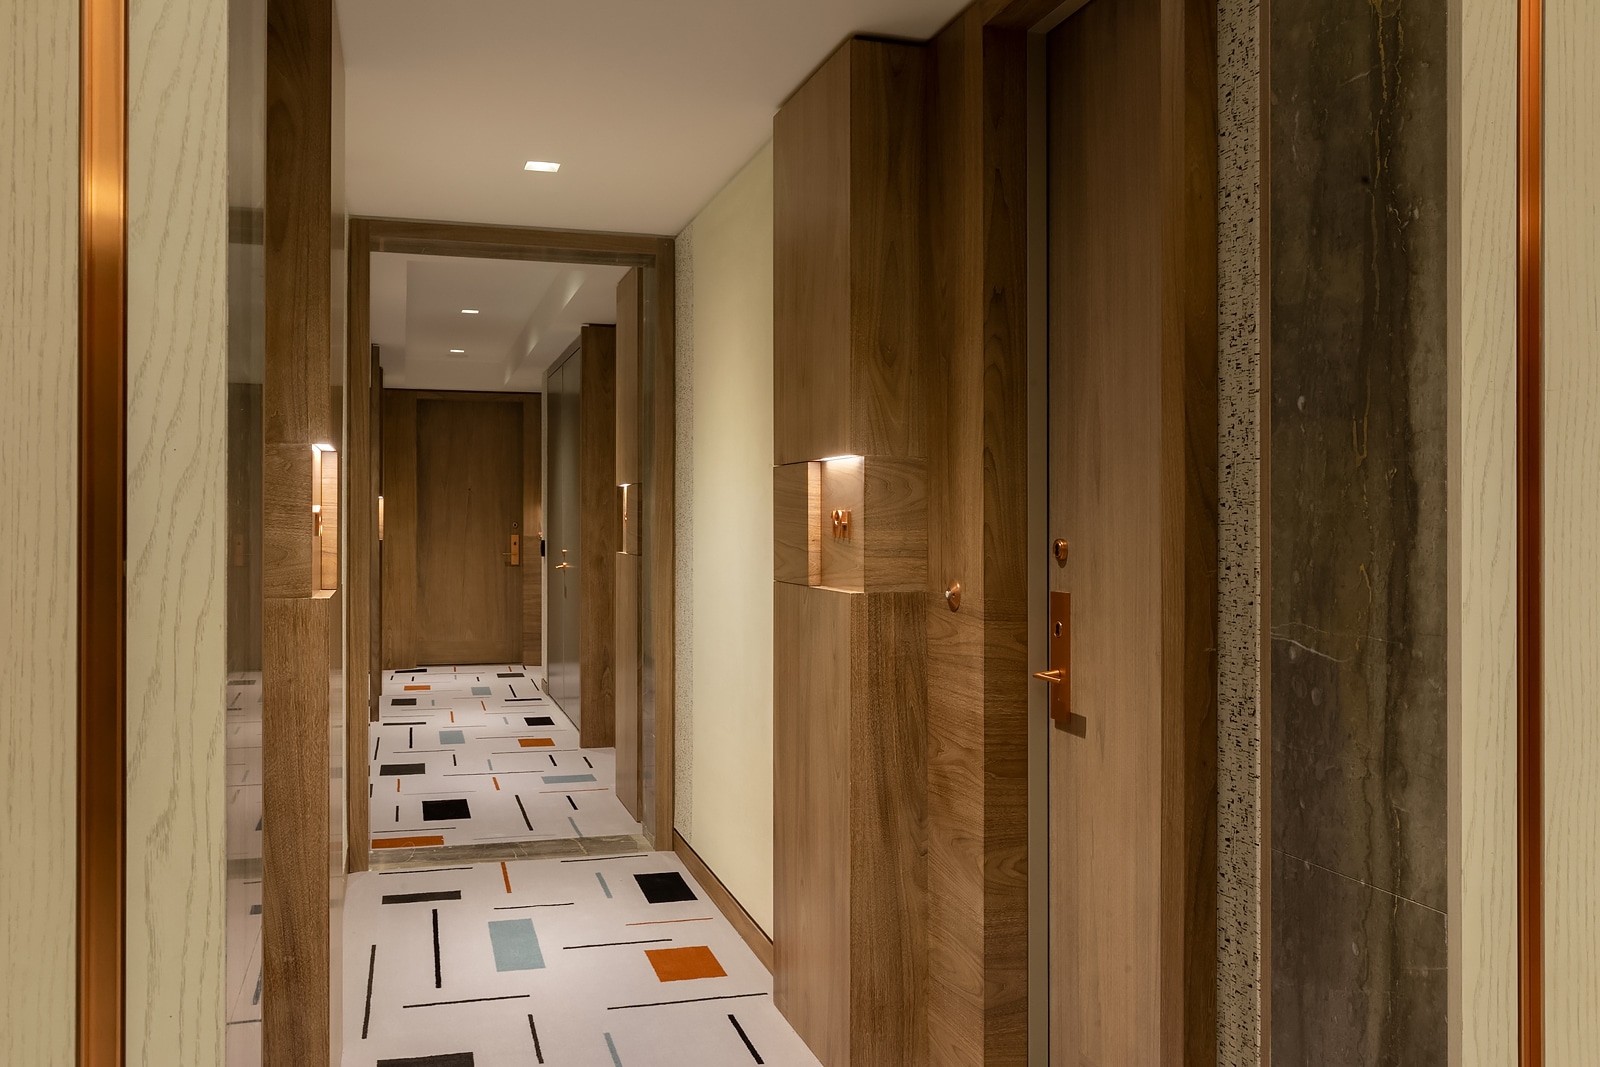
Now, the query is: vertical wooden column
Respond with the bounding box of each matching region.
[261,0,337,1059]
[615,270,644,817]
[578,324,618,747]
[773,38,930,1067]
[922,11,1031,1065]
[344,219,371,872]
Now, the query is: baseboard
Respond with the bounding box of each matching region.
[672,830,774,973]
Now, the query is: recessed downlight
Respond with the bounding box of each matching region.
[461,309,479,314]
[449,349,465,354]
[524,160,561,173]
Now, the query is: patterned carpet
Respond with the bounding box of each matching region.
[369,665,641,850]
[343,854,820,1066]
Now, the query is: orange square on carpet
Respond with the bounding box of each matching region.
[518,737,555,747]
[645,945,726,983]
[403,684,430,691]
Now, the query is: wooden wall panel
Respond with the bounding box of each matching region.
[578,325,618,746]
[260,596,331,1066]
[0,0,79,1057]
[615,554,641,818]
[616,269,642,485]
[523,394,542,665]
[615,270,642,814]
[861,457,928,593]
[921,13,1032,1064]
[774,43,852,466]
[124,0,232,1055]
[649,247,678,844]
[229,385,265,670]
[345,222,371,870]
[774,461,821,586]
[380,389,418,669]
[774,582,854,1066]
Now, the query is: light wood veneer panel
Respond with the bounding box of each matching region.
[263,443,315,598]
[345,223,372,868]
[648,247,678,845]
[523,394,542,665]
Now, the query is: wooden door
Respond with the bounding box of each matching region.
[1045,0,1216,1062]
[413,397,524,664]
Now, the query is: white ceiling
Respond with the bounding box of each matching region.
[337,0,970,235]
[371,253,630,392]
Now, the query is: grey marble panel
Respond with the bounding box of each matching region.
[1269,0,1450,1054]
[1272,854,1447,1067]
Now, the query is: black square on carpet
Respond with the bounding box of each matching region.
[634,871,698,904]
[524,716,554,727]
[421,798,471,822]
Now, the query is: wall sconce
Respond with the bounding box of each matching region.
[831,507,852,538]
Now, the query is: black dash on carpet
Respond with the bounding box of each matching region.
[373,737,380,760]
[606,992,769,1011]
[514,794,533,831]
[379,866,473,875]
[562,938,673,950]
[392,697,418,706]
[549,755,557,766]
[583,756,593,769]
[559,853,646,864]
[524,716,554,726]
[493,902,575,910]
[528,1015,544,1063]
[729,1015,764,1063]
[409,727,413,748]
[498,672,524,678]
[567,795,578,810]
[385,720,426,725]
[361,944,376,1039]
[431,908,442,988]
[375,1054,475,1067]
[382,890,462,905]
[394,668,426,674]
[402,994,530,1009]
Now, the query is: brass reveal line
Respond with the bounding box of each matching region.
[78,0,128,1062]
[1516,0,1544,1062]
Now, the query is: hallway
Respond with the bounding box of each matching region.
[343,854,818,1066]
[370,666,640,851]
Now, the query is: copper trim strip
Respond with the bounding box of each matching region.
[1516,0,1544,1062]
[78,0,127,1062]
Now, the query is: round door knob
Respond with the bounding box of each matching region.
[1052,538,1070,565]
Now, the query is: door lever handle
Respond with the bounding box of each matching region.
[554,562,570,570]
[1033,669,1065,683]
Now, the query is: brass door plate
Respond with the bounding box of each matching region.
[509,532,521,566]
[1032,590,1072,727]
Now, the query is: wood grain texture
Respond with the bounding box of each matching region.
[922,11,1031,1064]
[318,449,339,589]
[773,42,852,466]
[674,830,774,973]
[1542,0,1600,1055]
[861,456,928,592]
[228,385,265,671]
[413,398,524,664]
[819,456,865,590]
[124,0,230,1056]
[615,553,642,818]
[0,0,79,1057]
[262,443,314,597]
[345,221,372,870]
[1046,0,1217,1063]
[773,461,821,586]
[261,595,331,1067]
[616,268,642,486]
[1451,0,1519,1061]
[522,394,542,665]
[380,389,418,668]
[614,271,640,813]
[649,244,678,846]
[365,217,662,265]
[774,582,853,1067]
[579,325,618,747]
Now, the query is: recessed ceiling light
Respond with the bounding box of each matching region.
[524,160,561,173]
[461,309,479,314]
[449,349,465,354]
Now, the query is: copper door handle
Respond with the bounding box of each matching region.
[554,562,570,570]
[1033,669,1065,683]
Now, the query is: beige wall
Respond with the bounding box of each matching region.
[124,0,230,1061]
[1544,0,1600,1056]
[0,0,80,1062]
[675,143,776,934]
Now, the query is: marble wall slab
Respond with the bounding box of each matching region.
[1269,0,1450,1060]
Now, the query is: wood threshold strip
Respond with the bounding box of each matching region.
[672,831,774,973]
[78,0,128,1061]
[1516,0,1544,1061]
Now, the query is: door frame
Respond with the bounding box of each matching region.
[343,217,677,870]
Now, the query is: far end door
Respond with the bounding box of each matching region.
[414,396,524,664]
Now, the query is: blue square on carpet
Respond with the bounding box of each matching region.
[472,686,491,696]
[440,729,465,745]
